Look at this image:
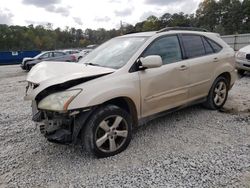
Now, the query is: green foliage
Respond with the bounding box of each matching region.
[0,0,249,51]
[196,0,247,34]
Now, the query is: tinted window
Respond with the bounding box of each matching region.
[202,37,214,54]
[54,52,65,57]
[143,35,182,65]
[207,38,222,53]
[65,51,78,54]
[40,53,50,59]
[182,35,205,58]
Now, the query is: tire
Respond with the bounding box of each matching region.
[237,69,245,76]
[82,105,132,158]
[78,57,82,62]
[203,76,229,110]
[26,64,31,71]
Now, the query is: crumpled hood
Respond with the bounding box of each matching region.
[27,61,115,84]
[25,61,115,100]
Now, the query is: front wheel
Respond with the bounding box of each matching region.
[203,76,229,110]
[82,105,132,158]
[26,64,32,71]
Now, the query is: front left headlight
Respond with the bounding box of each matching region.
[236,51,246,59]
[38,89,81,112]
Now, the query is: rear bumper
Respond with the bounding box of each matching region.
[236,59,250,71]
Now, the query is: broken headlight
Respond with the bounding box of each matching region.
[38,89,81,112]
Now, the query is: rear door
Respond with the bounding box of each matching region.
[180,34,220,101]
[139,35,190,117]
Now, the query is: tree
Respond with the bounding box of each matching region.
[242,0,250,33]
[219,0,243,34]
[196,0,220,31]
[0,0,250,52]
[142,16,161,31]
[168,13,191,27]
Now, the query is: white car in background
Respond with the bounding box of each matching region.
[235,45,250,75]
[75,49,93,61]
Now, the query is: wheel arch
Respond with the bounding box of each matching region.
[216,72,231,87]
[103,97,138,127]
[76,96,138,144]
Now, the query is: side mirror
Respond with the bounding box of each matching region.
[140,55,163,69]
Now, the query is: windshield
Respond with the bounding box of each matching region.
[34,52,47,59]
[80,37,148,69]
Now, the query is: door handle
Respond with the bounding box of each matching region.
[213,57,219,62]
[178,65,188,71]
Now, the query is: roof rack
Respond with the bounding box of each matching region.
[157,27,209,33]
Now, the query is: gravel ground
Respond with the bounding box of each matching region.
[0,65,250,188]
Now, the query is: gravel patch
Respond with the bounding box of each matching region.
[0,65,249,187]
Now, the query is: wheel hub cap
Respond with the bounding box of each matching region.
[95,115,128,153]
[214,81,227,106]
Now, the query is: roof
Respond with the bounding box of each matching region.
[119,31,156,38]
[118,29,217,38]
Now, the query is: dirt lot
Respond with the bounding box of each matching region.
[0,65,250,187]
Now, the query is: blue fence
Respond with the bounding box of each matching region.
[0,50,41,65]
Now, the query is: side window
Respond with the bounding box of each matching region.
[143,35,182,65]
[54,52,64,57]
[207,38,222,53]
[40,53,49,59]
[182,35,205,58]
[202,37,214,55]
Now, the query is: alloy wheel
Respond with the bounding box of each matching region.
[95,115,128,153]
[214,81,227,106]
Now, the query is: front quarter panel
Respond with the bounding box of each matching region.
[68,71,141,117]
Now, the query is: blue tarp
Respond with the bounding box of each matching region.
[0,51,41,65]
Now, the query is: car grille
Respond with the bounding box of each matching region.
[243,64,250,68]
[246,54,250,60]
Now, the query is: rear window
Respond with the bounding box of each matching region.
[182,35,205,58]
[207,38,222,53]
[202,37,214,54]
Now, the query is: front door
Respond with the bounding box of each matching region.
[139,35,190,117]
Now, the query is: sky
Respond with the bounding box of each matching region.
[0,0,202,30]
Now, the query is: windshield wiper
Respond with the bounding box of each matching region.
[85,62,101,67]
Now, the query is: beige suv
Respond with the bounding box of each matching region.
[25,27,236,158]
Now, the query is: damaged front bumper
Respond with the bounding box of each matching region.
[32,101,94,144]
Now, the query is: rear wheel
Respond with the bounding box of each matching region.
[82,105,132,158]
[203,76,229,110]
